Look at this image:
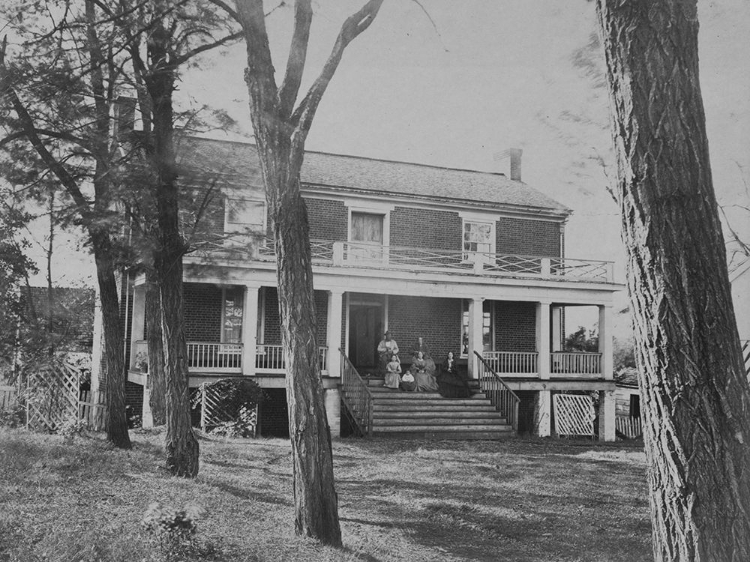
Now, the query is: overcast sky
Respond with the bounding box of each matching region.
[34,0,750,333]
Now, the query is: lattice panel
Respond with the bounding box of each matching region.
[553,394,595,437]
[27,361,80,432]
[197,382,258,437]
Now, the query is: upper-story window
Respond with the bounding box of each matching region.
[462,219,495,260]
[225,198,265,232]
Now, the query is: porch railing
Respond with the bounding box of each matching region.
[187,342,243,373]
[255,344,329,373]
[482,351,538,375]
[339,349,373,436]
[474,351,521,431]
[551,352,602,375]
[252,238,614,283]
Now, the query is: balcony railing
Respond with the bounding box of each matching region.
[187,342,243,373]
[551,352,602,376]
[255,344,329,373]
[482,351,538,376]
[250,238,614,283]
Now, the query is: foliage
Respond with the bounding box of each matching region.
[564,326,599,352]
[192,378,265,438]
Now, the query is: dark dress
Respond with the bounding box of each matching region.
[437,359,472,398]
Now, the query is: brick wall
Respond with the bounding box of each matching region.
[184,284,222,342]
[496,217,561,257]
[494,301,537,352]
[390,207,462,250]
[306,198,349,241]
[387,296,462,362]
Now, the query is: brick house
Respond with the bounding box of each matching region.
[119,136,622,439]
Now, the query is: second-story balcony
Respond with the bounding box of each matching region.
[204,238,615,284]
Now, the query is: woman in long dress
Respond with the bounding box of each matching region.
[383,354,402,389]
[413,351,439,392]
[437,351,472,398]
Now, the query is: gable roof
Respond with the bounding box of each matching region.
[176,136,571,217]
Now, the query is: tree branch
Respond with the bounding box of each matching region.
[171,30,243,67]
[290,0,383,139]
[0,37,92,221]
[277,0,312,119]
[0,129,89,149]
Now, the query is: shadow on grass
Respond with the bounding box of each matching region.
[200,478,293,507]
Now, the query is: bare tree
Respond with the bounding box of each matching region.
[208,0,384,545]
[596,1,750,559]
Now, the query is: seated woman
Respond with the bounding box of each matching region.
[383,354,402,389]
[411,337,436,375]
[436,351,472,398]
[412,351,439,392]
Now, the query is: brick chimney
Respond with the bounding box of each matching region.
[509,148,522,181]
[493,148,523,181]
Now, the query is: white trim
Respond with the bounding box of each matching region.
[258,287,266,345]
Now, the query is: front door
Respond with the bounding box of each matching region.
[348,304,382,370]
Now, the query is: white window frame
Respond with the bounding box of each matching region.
[345,202,394,247]
[459,211,496,262]
[224,197,266,234]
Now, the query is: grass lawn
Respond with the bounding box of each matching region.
[0,428,651,561]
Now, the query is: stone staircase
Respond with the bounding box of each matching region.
[363,377,515,440]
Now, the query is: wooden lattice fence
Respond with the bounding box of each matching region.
[79,390,107,431]
[553,394,595,437]
[0,385,18,411]
[195,381,259,437]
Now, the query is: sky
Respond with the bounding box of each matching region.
[29,0,750,336]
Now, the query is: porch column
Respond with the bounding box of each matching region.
[534,390,552,437]
[598,305,614,379]
[242,285,261,376]
[536,300,551,380]
[468,297,484,378]
[551,306,563,352]
[326,290,344,377]
[129,284,147,370]
[325,388,341,438]
[142,383,153,429]
[598,390,616,441]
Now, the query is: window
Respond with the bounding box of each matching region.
[461,300,492,356]
[349,212,384,261]
[222,288,243,344]
[225,198,265,232]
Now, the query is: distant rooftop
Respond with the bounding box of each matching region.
[176,136,570,216]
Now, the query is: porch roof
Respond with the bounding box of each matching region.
[175,135,571,216]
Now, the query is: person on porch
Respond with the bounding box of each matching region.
[384,353,402,389]
[437,351,471,398]
[411,336,436,375]
[377,331,399,372]
[412,351,439,392]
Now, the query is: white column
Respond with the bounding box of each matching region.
[326,290,344,377]
[536,301,551,380]
[242,285,260,376]
[468,297,484,378]
[129,284,147,370]
[551,306,563,352]
[599,305,614,380]
[598,390,616,441]
[142,384,154,429]
[325,388,341,438]
[534,390,552,437]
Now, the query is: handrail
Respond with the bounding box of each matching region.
[474,351,521,431]
[338,348,373,437]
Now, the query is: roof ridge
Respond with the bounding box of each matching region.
[180,134,513,180]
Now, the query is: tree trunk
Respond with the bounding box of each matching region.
[597,2,750,560]
[145,271,166,425]
[148,35,199,477]
[91,234,131,449]
[259,142,341,545]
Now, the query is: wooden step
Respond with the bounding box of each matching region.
[375,418,507,428]
[374,399,493,409]
[371,430,513,440]
[374,404,498,413]
[374,410,506,420]
[373,423,514,433]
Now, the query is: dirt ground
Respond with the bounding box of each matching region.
[0,428,651,561]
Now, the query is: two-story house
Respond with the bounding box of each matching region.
[118,136,622,440]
